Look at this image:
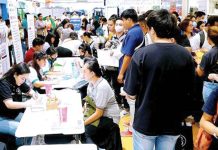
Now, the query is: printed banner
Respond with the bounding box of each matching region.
[27,14,36,48]
[70,18,81,31]
[0,22,10,77]
[8,0,23,63]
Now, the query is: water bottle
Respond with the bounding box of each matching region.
[71,62,80,79]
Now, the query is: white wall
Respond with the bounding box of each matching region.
[189,0,208,13]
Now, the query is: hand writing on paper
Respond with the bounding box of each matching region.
[24,99,35,107]
[32,91,39,100]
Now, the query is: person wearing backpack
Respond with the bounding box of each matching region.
[190,16,218,53]
[118,9,144,136]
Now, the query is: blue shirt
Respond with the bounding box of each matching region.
[119,24,144,71]
[22,18,28,30]
[202,86,218,116]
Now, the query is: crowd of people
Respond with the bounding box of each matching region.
[0,7,218,150]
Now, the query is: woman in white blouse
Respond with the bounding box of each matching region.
[27,51,48,93]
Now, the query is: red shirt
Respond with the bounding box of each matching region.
[24,48,35,63]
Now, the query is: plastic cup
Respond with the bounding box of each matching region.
[45,84,52,96]
[58,105,68,123]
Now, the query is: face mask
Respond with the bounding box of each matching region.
[48,58,56,67]
[80,55,85,59]
[51,58,57,62]
[115,25,124,33]
[192,21,197,28]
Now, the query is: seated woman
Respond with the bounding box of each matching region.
[82,58,120,144]
[27,51,49,94]
[83,32,98,57]
[79,43,93,59]
[45,46,58,71]
[43,32,56,52]
[59,32,82,56]
[76,43,95,69]
[0,62,35,146]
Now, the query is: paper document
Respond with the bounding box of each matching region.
[97,50,119,67]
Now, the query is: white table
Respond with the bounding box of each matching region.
[44,75,77,89]
[16,89,84,138]
[44,57,83,89]
[52,57,80,75]
[18,144,97,150]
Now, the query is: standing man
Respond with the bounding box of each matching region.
[138,10,153,46]
[123,9,195,150]
[118,9,144,135]
[195,11,206,23]
[118,9,144,84]
[35,13,46,40]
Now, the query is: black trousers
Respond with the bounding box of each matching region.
[8,45,16,66]
[82,117,113,144]
[103,68,122,105]
[82,117,122,150]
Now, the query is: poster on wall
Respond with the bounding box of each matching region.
[27,14,35,48]
[0,23,10,77]
[70,18,81,31]
[162,0,182,15]
[7,0,23,63]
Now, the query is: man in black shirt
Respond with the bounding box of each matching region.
[123,9,195,150]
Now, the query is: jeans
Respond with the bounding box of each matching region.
[0,113,31,146]
[133,129,179,150]
[203,81,218,102]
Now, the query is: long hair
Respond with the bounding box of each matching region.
[179,19,191,32]
[45,32,56,46]
[32,51,47,80]
[79,43,92,55]
[3,62,30,79]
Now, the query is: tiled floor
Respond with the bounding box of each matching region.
[119,115,132,150]
[120,115,200,150]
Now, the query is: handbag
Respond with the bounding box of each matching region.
[194,103,218,150]
[194,127,212,150]
[83,96,100,127]
[175,122,193,150]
